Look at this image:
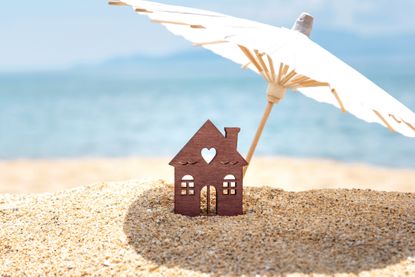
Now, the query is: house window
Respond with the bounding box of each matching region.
[180,175,195,195]
[223,174,236,195]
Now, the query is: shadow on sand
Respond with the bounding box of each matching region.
[123,185,415,275]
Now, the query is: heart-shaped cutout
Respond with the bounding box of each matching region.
[201,148,216,164]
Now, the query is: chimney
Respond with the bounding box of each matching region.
[224,127,240,149]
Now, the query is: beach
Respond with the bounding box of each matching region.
[1,156,415,276]
[1,63,414,277]
[1,46,415,276]
[0,157,414,194]
[1,179,415,276]
[2,0,415,274]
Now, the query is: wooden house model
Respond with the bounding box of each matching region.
[169,120,248,216]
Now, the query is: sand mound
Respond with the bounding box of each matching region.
[1,180,415,276]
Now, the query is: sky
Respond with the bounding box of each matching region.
[1,0,415,71]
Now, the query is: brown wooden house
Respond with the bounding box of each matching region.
[169,120,248,216]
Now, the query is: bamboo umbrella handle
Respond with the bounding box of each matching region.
[243,13,313,177]
[243,101,274,176]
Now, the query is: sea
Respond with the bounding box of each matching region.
[0,51,415,168]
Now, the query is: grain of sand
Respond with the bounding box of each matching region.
[1,180,415,276]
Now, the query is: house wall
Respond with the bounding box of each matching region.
[174,164,243,216]
[174,166,200,216]
[216,167,243,216]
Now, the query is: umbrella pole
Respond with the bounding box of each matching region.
[243,101,274,176]
[243,13,313,176]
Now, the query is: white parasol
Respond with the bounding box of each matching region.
[109,0,415,174]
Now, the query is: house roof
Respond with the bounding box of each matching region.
[169,120,248,167]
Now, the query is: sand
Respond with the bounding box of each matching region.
[1,157,414,275]
[1,180,415,276]
[0,157,414,194]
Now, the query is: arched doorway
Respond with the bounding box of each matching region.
[200,185,217,215]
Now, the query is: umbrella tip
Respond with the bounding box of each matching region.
[292,12,314,37]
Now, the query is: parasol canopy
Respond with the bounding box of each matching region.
[109,0,415,172]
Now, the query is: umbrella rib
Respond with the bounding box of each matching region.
[193,40,228,46]
[134,7,153,13]
[154,10,225,18]
[282,64,289,76]
[285,75,309,87]
[373,110,395,132]
[190,25,206,29]
[280,64,289,83]
[151,19,205,29]
[283,74,344,115]
[254,50,271,81]
[151,19,187,25]
[242,52,264,69]
[403,120,415,131]
[299,81,330,87]
[241,50,265,72]
[389,114,415,133]
[280,70,297,86]
[331,88,346,112]
[241,61,251,69]
[238,46,261,70]
[238,46,268,81]
[108,0,127,6]
[298,79,328,85]
[277,63,284,83]
[267,55,276,82]
[389,114,402,123]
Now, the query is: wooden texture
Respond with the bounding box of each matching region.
[403,120,415,131]
[192,40,228,46]
[373,110,395,132]
[108,0,127,6]
[169,120,248,216]
[244,101,274,176]
[331,88,346,112]
[135,8,152,13]
[267,55,276,81]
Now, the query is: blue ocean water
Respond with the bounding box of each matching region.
[0,56,414,168]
